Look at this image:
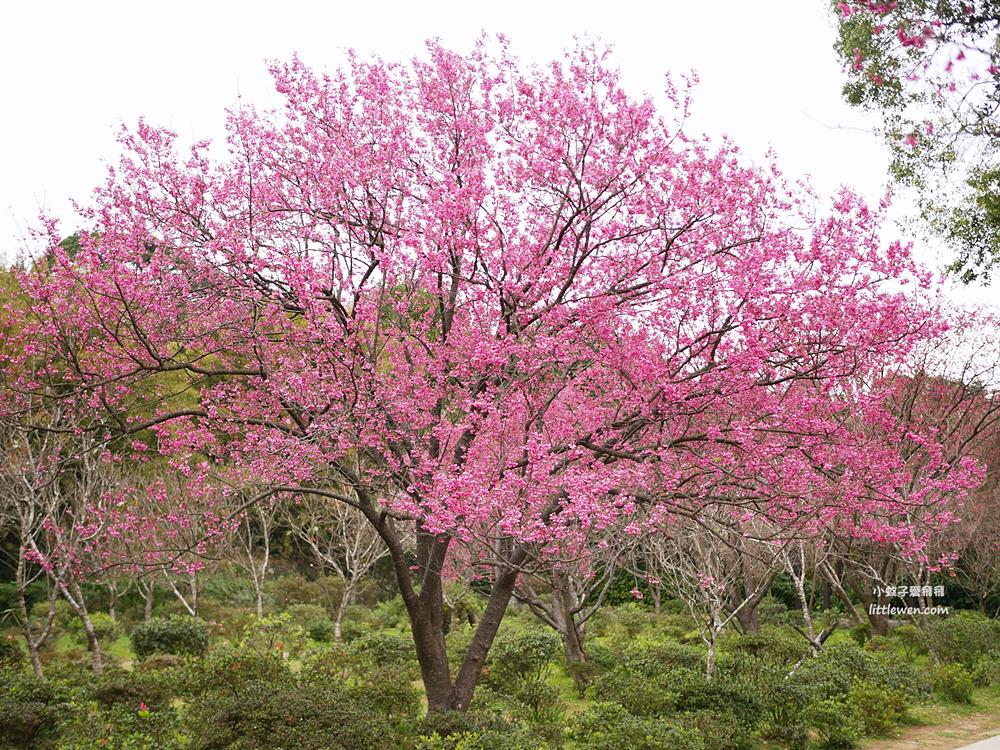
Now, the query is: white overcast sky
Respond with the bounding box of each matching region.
[0,0,991,301]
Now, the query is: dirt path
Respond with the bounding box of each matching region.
[863,711,1000,750]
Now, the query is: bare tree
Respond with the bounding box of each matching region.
[645,510,783,677]
[289,494,393,642]
[232,497,281,619]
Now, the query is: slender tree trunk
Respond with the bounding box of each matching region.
[821,561,861,622]
[188,573,198,617]
[17,587,47,678]
[334,584,352,645]
[706,629,718,679]
[255,585,264,620]
[108,582,119,622]
[143,582,154,623]
[69,583,104,673]
[448,561,522,711]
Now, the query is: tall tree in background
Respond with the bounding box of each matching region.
[834,1,1000,282]
[4,40,985,712]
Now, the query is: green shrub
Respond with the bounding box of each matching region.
[349,665,423,723]
[306,617,339,642]
[416,707,545,750]
[352,631,417,669]
[578,640,616,668]
[0,636,26,672]
[131,615,209,659]
[847,682,907,736]
[68,611,120,646]
[972,653,1000,687]
[629,639,706,671]
[92,667,178,710]
[720,627,807,672]
[590,663,679,716]
[238,612,308,658]
[863,634,898,653]
[887,623,927,659]
[792,642,927,702]
[0,673,71,749]
[134,653,185,672]
[802,698,862,749]
[671,670,761,729]
[588,602,661,640]
[416,731,547,750]
[179,647,291,696]
[265,574,335,611]
[364,596,409,630]
[569,702,704,750]
[184,677,405,749]
[285,602,329,626]
[683,708,753,750]
[485,632,559,693]
[925,611,1000,668]
[848,620,871,647]
[300,645,360,682]
[56,703,185,750]
[418,709,513,740]
[756,595,792,626]
[566,659,603,698]
[930,663,975,704]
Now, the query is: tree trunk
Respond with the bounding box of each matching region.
[650,586,662,615]
[188,574,199,617]
[70,584,104,673]
[706,630,718,679]
[867,609,890,636]
[734,603,760,633]
[143,582,154,623]
[17,587,45,678]
[334,584,352,645]
[358,485,527,715]
[563,618,586,667]
[856,586,890,636]
[255,586,264,620]
[108,582,118,622]
[821,560,861,622]
[447,561,522,712]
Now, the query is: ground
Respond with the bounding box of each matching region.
[862,691,1000,750]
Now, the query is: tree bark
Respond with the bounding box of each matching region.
[334,584,352,644]
[70,583,104,673]
[734,603,760,634]
[17,586,53,678]
[143,582,154,623]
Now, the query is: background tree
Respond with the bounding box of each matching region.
[288,491,393,642]
[834,1,1000,282]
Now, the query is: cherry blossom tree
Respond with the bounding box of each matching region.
[6,40,979,711]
